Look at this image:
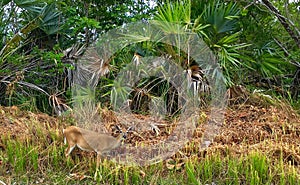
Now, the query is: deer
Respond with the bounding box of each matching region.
[62,125,132,171]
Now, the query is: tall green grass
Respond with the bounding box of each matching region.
[0,125,299,184]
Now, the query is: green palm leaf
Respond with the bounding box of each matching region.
[200,0,240,34]
[38,3,62,35]
[14,0,44,13]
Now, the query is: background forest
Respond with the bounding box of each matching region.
[1,0,299,112]
[0,0,300,184]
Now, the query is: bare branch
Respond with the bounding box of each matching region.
[261,0,300,48]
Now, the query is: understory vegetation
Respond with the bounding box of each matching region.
[1,0,299,111]
[0,103,299,184]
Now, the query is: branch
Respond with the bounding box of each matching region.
[261,0,300,48]
[273,37,300,68]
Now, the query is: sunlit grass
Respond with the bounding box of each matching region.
[0,118,299,184]
[1,138,299,184]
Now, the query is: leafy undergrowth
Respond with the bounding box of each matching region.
[0,99,300,184]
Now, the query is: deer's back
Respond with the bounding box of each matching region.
[77,127,121,153]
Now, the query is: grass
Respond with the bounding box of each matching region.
[1,134,299,185]
[0,109,299,185]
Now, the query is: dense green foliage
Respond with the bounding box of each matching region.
[0,0,299,112]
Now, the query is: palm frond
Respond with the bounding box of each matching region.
[198,0,240,35]
[14,0,45,12]
[38,3,63,35]
[154,0,191,33]
[1,80,49,96]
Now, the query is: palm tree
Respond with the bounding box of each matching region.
[0,0,63,62]
[154,0,250,86]
[0,0,63,108]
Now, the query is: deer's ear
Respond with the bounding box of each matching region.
[114,125,123,134]
[126,126,133,132]
[115,125,121,130]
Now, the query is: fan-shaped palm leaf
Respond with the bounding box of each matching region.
[198,0,240,35]
[154,0,191,33]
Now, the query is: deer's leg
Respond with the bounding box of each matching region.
[94,153,102,181]
[65,144,76,157]
[94,152,103,180]
[96,153,101,169]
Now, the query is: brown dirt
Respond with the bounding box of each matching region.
[0,105,61,146]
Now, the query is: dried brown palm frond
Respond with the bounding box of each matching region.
[49,92,72,116]
[132,52,142,66]
[62,43,86,62]
[1,80,50,97]
[74,47,112,88]
[62,44,87,88]
[185,60,210,95]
